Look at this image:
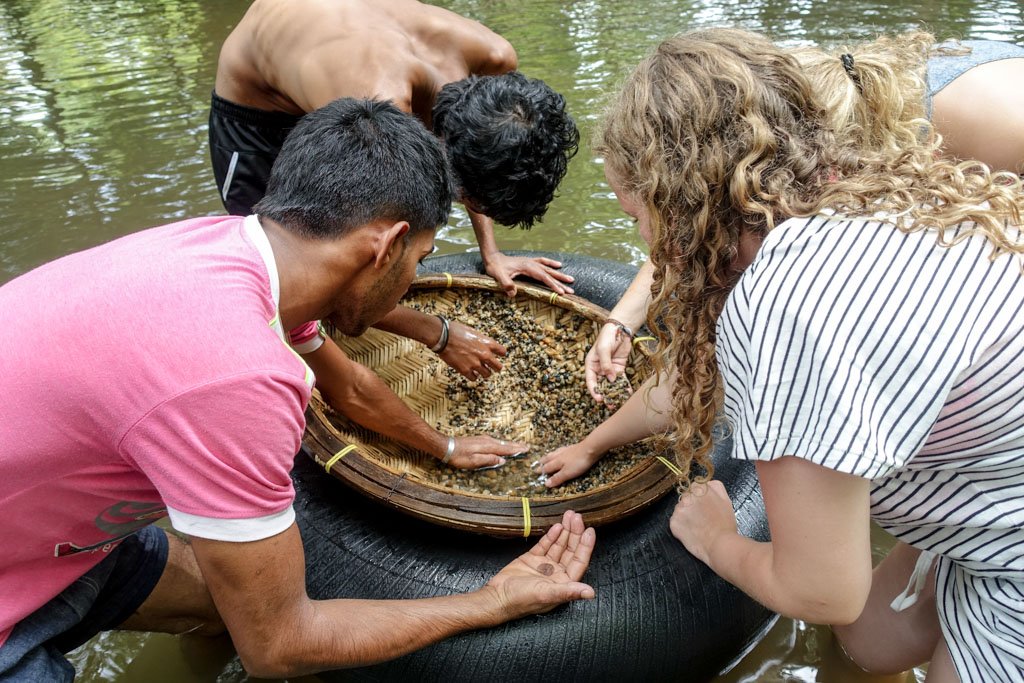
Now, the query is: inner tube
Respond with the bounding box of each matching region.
[293,251,775,682]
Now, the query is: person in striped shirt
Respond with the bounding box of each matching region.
[540,28,1024,682]
[583,31,1024,408]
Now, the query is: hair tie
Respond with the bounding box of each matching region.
[840,53,863,92]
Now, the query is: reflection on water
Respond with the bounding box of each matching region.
[2,0,1020,680]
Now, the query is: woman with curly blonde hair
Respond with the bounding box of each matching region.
[582,31,1024,408]
[539,28,1024,681]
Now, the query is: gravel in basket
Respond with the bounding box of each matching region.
[302,274,677,537]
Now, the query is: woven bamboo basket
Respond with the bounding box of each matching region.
[302,273,678,537]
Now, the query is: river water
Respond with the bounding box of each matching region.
[2,0,1021,681]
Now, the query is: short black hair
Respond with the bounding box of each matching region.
[432,72,579,229]
[255,98,453,239]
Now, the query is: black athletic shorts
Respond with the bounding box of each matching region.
[208,92,303,216]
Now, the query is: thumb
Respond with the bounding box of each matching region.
[473,455,506,469]
[491,268,517,297]
[551,581,596,603]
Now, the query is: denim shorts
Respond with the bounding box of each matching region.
[0,525,169,682]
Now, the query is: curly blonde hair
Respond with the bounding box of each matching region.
[789,32,934,156]
[594,27,1024,487]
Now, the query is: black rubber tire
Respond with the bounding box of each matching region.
[293,251,774,682]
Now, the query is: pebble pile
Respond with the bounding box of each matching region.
[410,290,654,497]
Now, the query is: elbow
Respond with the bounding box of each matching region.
[814,592,868,626]
[804,581,870,626]
[778,572,871,626]
[237,641,308,679]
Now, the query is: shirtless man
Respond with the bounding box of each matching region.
[210,0,579,297]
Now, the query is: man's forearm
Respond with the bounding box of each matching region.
[469,209,501,260]
[372,306,442,348]
[331,361,445,456]
[305,339,447,457]
[275,589,506,677]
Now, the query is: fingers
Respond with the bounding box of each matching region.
[596,333,619,382]
[544,516,572,565]
[472,454,506,468]
[488,339,508,357]
[708,479,729,499]
[492,271,517,298]
[535,269,574,296]
[532,258,575,285]
[544,467,573,488]
[563,527,596,584]
[584,351,604,403]
[530,522,564,557]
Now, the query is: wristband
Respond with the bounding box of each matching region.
[441,436,456,464]
[429,315,450,353]
[604,317,635,339]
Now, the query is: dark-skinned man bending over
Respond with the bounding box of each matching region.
[211,0,579,297]
[0,99,596,681]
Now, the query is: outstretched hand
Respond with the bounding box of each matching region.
[438,321,506,380]
[585,322,632,402]
[444,435,530,470]
[484,510,596,619]
[484,252,575,298]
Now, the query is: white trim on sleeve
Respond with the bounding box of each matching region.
[166,504,296,542]
[290,334,325,355]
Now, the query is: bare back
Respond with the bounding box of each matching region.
[215,0,517,123]
[931,58,1024,174]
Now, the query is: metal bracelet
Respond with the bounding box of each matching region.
[429,315,450,353]
[441,436,456,464]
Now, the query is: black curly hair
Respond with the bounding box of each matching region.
[432,71,579,229]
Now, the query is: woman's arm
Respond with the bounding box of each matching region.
[670,456,873,624]
[539,370,674,487]
[585,259,654,401]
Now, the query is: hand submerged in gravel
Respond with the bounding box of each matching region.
[483,510,596,618]
[438,320,507,381]
[535,441,601,488]
[444,435,530,470]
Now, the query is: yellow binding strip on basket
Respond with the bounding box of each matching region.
[443,272,453,288]
[548,292,559,304]
[655,455,683,476]
[521,497,532,537]
[324,444,358,473]
[633,336,656,346]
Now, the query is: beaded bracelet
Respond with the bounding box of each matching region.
[604,317,635,340]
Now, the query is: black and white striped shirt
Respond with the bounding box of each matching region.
[718,214,1024,576]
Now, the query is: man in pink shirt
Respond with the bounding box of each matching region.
[0,98,596,681]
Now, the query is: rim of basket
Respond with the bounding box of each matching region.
[303,402,678,536]
[302,273,672,534]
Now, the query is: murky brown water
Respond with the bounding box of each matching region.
[3,0,1021,680]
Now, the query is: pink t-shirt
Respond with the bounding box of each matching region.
[0,215,320,645]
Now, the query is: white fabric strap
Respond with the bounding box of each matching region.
[166,504,295,542]
[243,214,282,329]
[890,550,937,612]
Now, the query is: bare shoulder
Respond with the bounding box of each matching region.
[392,0,517,75]
[215,0,517,113]
[932,58,1024,172]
